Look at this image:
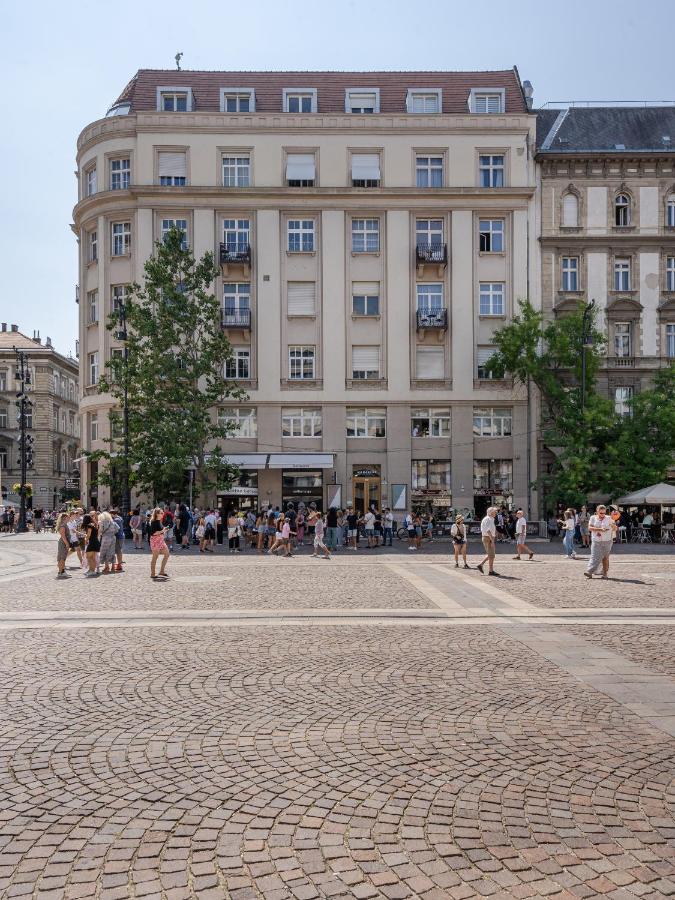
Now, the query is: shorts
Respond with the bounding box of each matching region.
[408,529,416,538]
[348,529,357,538]
[516,532,527,544]
[415,527,422,537]
[314,535,327,548]
[57,541,69,563]
[205,526,216,540]
[365,527,374,535]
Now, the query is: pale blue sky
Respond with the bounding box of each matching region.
[1,0,670,356]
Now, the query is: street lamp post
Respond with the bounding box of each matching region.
[13,348,34,534]
[117,303,131,534]
[580,299,596,413]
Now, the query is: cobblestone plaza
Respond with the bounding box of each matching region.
[0,536,674,899]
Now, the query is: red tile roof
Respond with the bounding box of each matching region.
[115,68,528,115]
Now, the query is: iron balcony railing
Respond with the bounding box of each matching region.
[416,308,448,330]
[415,242,448,266]
[219,243,252,266]
[221,308,251,329]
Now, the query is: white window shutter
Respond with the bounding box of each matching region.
[287,282,316,316]
[352,346,380,372]
[353,281,379,294]
[562,193,578,227]
[477,347,494,367]
[416,347,444,379]
[286,154,316,181]
[351,154,381,181]
[158,152,187,178]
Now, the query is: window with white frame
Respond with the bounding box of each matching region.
[85,165,97,196]
[352,282,380,316]
[223,219,250,252]
[412,460,451,491]
[479,282,505,316]
[479,154,505,187]
[287,219,315,252]
[416,346,444,380]
[473,407,512,437]
[614,323,632,358]
[345,90,379,114]
[667,256,675,291]
[470,90,505,114]
[415,155,443,188]
[158,151,187,186]
[161,218,188,249]
[111,284,129,314]
[477,347,499,379]
[286,153,316,187]
[160,91,188,111]
[346,407,386,437]
[221,90,254,112]
[53,405,59,431]
[24,409,32,429]
[222,155,251,187]
[282,407,322,437]
[351,218,379,252]
[562,192,579,227]
[668,195,675,227]
[288,345,316,380]
[88,230,98,262]
[223,283,250,324]
[0,407,8,429]
[283,90,317,113]
[416,218,443,252]
[410,408,451,438]
[351,346,380,380]
[287,282,316,316]
[88,352,99,386]
[666,323,675,358]
[110,158,130,190]
[218,407,257,437]
[614,386,633,417]
[561,256,579,291]
[225,348,251,380]
[0,370,7,391]
[407,91,441,113]
[615,193,631,227]
[416,283,444,314]
[614,258,631,291]
[479,219,504,252]
[89,413,98,442]
[87,290,98,324]
[351,153,381,187]
[111,222,131,256]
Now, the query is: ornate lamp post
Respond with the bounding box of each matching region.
[13,348,34,533]
[115,303,131,533]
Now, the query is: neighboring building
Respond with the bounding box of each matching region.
[0,324,80,511]
[74,68,540,517]
[536,105,675,487]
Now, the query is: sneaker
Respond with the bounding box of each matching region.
[463,564,470,569]
[454,563,459,568]
[488,571,499,577]
[583,572,592,579]
[529,552,534,560]
[56,572,71,579]
[477,563,484,574]
[513,556,521,560]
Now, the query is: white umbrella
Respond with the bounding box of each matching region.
[615,482,675,505]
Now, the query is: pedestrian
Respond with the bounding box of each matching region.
[268,515,284,554]
[451,514,469,569]
[346,506,359,550]
[130,508,143,549]
[325,506,339,551]
[196,516,207,552]
[559,508,577,559]
[477,506,498,576]
[204,509,217,551]
[413,513,423,550]
[425,515,434,542]
[406,511,417,550]
[98,511,117,574]
[495,508,508,543]
[33,507,43,534]
[55,511,72,578]
[513,510,535,560]
[111,508,125,571]
[383,507,394,546]
[310,511,331,559]
[148,507,170,579]
[280,516,294,557]
[578,505,590,548]
[227,511,241,552]
[82,512,100,577]
[67,509,84,566]
[584,505,615,579]
[363,507,376,548]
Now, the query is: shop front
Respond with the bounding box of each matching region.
[281,470,324,511]
[222,452,334,512]
[218,470,259,514]
[473,459,513,518]
[411,460,452,522]
[352,465,381,515]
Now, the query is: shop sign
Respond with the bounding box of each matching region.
[39,487,48,492]
[432,497,453,506]
[220,486,258,496]
[65,478,80,489]
[353,466,380,478]
[286,487,322,496]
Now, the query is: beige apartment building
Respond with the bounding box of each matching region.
[0,325,80,511]
[74,68,540,518]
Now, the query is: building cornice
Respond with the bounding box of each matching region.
[540,233,675,248]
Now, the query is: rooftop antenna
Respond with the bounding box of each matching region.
[175,51,183,71]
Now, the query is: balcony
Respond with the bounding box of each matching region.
[221,308,251,330]
[605,356,671,370]
[416,242,447,275]
[416,308,448,336]
[219,243,251,275]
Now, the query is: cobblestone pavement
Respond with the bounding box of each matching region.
[0,535,673,899]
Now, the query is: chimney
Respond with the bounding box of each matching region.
[522,80,534,110]
[33,330,41,344]
[46,336,53,348]
[1,323,6,332]
[10,324,18,332]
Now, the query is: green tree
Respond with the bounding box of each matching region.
[95,227,245,503]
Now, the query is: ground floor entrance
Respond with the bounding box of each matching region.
[352,465,381,515]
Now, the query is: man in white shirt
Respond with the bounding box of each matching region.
[477,507,498,575]
[584,505,615,579]
[513,509,534,561]
[363,509,376,548]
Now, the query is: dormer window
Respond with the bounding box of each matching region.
[406,90,442,114]
[615,193,631,227]
[345,89,380,114]
[220,89,255,112]
[157,87,193,112]
[469,89,505,114]
[283,89,317,113]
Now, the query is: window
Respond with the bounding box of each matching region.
[473,407,512,437]
[351,218,379,253]
[614,258,631,292]
[667,256,675,292]
[416,219,443,253]
[282,407,322,437]
[222,155,250,187]
[615,193,631,227]
[561,257,579,292]
[288,346,315,380]
[223,219,250,252]
[352,346,380,380]
[479,219,504,253]
[562,193,579,227]
[412,460,451,491]
[470,90,505,114]
[411,408,451,438]
[407,90,441,113]
[283,90,317,113]
[479,154,505,188]
[614,323,632,358]
[416,283,444,314]
[345,90,379,114]
[346,407,386,437]
[111,222,131,256]
[351,154,381,187]
[25,409,32,430]
[415,346,444,380]
[225,348,251,380]
[110,158,130,190]
[87,290,98,324]
[88,230,98,263]
[223,283,250,322]
[668,196,675,227]
[85,165,97,196]
[615,386,633,417]
[161,218,188,249]
[286,153,316,187]
[287,282,316,316]
[287,219,315,252]
[0,407,7,429]
[352,282,379,316]
[477,347,498,380]
[666,323,675,358]
[479,282,505,316]
[160,91,189,112]
[415,155,443,188]
[220,90,255,112]
[111,284,129,314]
[473,459,512,492]
[158,151,187,186]
[0,370,6,391]
[218,407,257,438]
[89,413,98,442]
[88,352,99,386]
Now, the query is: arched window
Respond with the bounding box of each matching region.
[667,194,675,228]
[615,193,631,227]
[562,192,579,227]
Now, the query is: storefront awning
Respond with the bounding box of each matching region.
[268,453,334,469]
[223,453,269,469]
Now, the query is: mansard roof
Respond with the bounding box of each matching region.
[536,106,675,154]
